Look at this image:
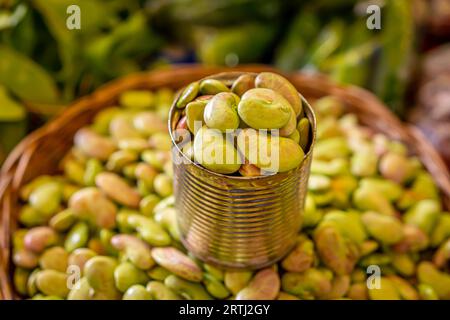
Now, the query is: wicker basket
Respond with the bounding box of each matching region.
[1,65,449,300]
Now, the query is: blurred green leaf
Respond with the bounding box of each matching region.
[194,23,278,66]
[312,0,360,10]
[323,19,379,88]
[274,10,321,71]
[339,18,376,51]
[148,0,283,27]
[0,147,5,164]
[373,0,415,116]
[31,0,150,100]
[0,120,27,157]
[327,41,377,87]
[0,86,27,160]
[86,12,163,78]
[302,19,345,71]
[7,6,37,56]
[0,44,60,104]
[0,85,26,121]
[31,0,111,100]
[31,0,116,37]
[0,3,27,30]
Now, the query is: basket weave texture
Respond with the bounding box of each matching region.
[1,65,449,300]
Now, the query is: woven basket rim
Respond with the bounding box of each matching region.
[1,64,449,300]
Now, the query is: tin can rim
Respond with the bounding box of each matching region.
[168,71,317,181]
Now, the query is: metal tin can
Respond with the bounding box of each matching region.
[169,72,316,269]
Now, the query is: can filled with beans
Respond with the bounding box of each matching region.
[169,72,316,269]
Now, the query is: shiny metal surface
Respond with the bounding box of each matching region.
[169,72,317,269]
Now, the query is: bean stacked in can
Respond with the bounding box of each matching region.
[11,88,450,300]
[174,72,309,175]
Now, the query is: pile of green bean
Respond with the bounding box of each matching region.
[11,89,450,300]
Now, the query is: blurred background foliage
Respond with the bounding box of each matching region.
[0,0,432,163]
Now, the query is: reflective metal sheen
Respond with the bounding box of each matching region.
[169,72,317,269]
